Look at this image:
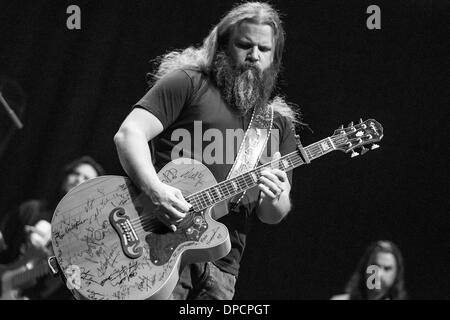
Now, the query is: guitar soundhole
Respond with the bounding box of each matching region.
[144,219,172,234]
[141,208,197,234]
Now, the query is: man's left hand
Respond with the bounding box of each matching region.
[258,152,291,202]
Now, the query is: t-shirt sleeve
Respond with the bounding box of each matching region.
[133,69,194,129]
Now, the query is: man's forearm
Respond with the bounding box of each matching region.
[114,127,161,194]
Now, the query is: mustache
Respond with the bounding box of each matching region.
[238,61,260,72]
[212,52,277,114]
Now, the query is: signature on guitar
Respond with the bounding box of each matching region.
[161,167,205,187]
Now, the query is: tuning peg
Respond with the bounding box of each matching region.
[360,118,367,129]
[360,146,369,155]
[338,124,343,129]
[350,149,359,158]
[348,121,354,127]
[371,144,380,150]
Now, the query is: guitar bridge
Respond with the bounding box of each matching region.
[109,207,143,259]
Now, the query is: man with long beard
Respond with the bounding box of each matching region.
[114,2,300,299]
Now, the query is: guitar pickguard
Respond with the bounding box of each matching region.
[145,211,208,266]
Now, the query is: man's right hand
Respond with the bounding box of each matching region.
[148,182,192,232]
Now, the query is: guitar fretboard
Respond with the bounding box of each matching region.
[186,135,344,212]
[11,260,50,287]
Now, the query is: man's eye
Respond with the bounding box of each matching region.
[236,42,252,49]
[259,47,271,52]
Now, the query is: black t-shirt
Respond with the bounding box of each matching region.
[134,69,296,276]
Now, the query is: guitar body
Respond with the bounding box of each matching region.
[51,158,231,300]
[0,245,48,300]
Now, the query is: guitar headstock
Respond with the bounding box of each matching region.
[332,119,383,157]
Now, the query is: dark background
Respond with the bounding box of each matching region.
[0,0,449,299]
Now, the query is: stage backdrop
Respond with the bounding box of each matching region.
[0,0,449,299]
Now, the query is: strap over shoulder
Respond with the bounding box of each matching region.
[227,104,274,206]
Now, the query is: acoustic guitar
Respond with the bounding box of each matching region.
[50,119,383,300]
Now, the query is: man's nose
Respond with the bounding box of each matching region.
[378,270,387,279]
[247,47,260,62]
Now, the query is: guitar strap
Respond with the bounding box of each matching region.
[227,103,274,207]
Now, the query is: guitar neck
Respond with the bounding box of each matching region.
[11,260,50,288]
[186,135,340,212]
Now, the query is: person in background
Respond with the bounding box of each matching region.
[0,155,105,299]
[331,240,408,300]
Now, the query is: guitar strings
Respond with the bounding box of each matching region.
[130,155,307,233]
[130,134,364,229]
[111,134,362,232]
[52,135,370,251]
[129,134,367,232]
[131,153,309,228]
[53,133,356,219]
[64,135,357,237]
[52,134,347,220]
[128,152,303,226]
